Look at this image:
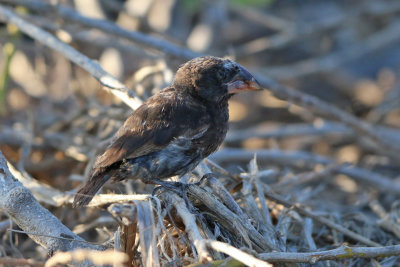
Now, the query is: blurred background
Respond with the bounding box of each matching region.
[1,0,400,184]
[1,0,400,264]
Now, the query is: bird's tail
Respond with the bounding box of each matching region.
[73,170,111,207]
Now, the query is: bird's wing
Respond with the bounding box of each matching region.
[93,89,209,169]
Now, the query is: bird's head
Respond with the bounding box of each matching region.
[173,56,261,103]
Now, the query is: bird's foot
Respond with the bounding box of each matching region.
[194,173,214,186]
[152,180,198,214]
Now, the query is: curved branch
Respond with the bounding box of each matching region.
[0,151,101,254]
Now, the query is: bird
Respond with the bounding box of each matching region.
[73,56,261,207]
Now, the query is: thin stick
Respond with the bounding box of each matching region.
[203,240,272,267]
[0,4,143,110]
[260,244,400,263]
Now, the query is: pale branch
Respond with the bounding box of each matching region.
[203,240,272,267]
[0,151,101,255]
[259,244,400,263]
[0,4,143,110]
[85,193,151,207]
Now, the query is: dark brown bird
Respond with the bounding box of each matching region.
[73,56,261,207]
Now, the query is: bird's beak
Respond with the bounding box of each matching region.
[227,65,262,94]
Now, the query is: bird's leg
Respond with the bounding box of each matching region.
[151,179,185,195]
[151,179,198,214]
[194,173,214,186]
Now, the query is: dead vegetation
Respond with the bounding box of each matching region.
[0,0,400,266]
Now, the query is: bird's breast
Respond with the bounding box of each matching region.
[198,102,229,156]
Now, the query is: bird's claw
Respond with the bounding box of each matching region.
[195,173,214,186]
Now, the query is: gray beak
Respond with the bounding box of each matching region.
[227,65,262,94]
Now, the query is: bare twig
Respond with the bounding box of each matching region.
[203,240,272,267]
[84,194,151,207]
[259,244,400,263]
[135,200,160,267]
[0,151,101,254]
[303,218,317,250]
[0,4,143,110]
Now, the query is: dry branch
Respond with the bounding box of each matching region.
[259,244,400,263]
[0,151,101,255]
[203,240,272,267]
[0,4,143,110]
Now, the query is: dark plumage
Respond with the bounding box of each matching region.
[73,56,261,207]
